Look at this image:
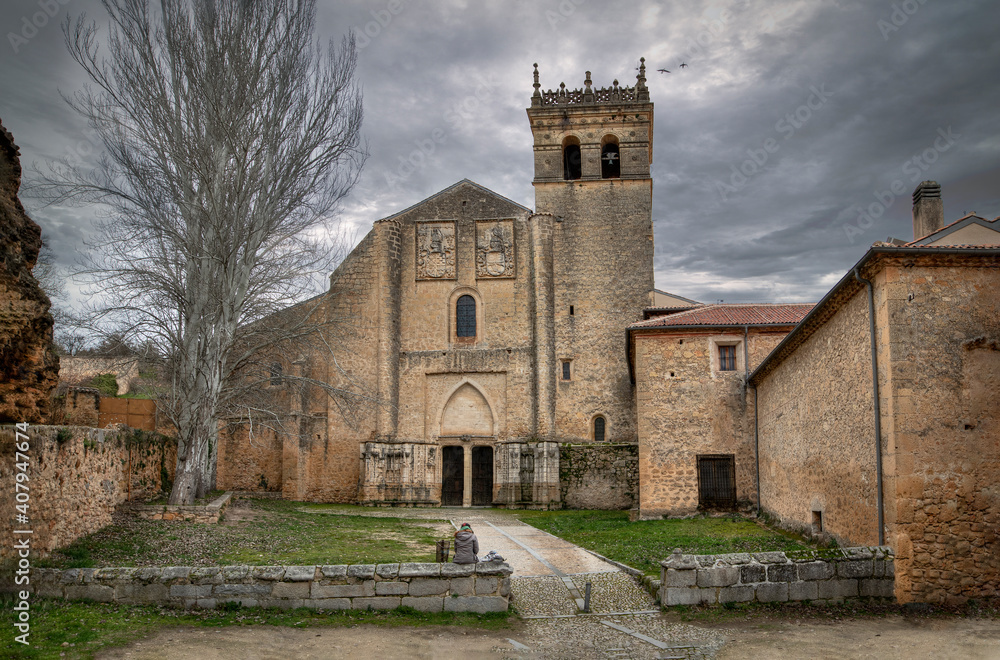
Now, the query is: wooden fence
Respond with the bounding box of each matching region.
[98,397,157,431]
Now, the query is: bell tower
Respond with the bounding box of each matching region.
[526,60,655,444]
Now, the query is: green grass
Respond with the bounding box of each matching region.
[40,499,451,569]
[87,373,119,397]
[1,597,511,659]
[507,510,811,576]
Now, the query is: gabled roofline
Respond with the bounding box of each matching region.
[748,245,1000,386]
[650,289,702,305]
[380,179,532,222]
[908,213,998,246]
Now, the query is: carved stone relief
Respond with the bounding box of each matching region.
[476,220,515,278]
[415,221,456,280]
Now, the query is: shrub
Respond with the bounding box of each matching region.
[89,373,119,397]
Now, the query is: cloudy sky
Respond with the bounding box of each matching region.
[2,0,998,308]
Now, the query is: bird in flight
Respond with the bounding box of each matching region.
[657,68,670,74]
[679,63,689,68]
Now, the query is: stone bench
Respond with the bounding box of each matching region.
[30,561,513,613]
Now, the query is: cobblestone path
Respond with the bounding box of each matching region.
[442,511,728,659]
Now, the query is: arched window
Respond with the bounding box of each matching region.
[563,137,581,180]
[601,137,620,179]
[593,415,606,442]
[456,295,476,338]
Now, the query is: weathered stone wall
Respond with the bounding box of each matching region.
[636,329,790,518]
[754,286,878,545]
[560,443,638,509]
[0,121,58,423]
[0,425,177,557]
[30,561,513,612]
[659,547,894,607]
[216,424,283,493]
[52,386,101,427]
[540,179,653,444]
[58,356,139,395]
[878,257,1000,604]
[529,92,655,445]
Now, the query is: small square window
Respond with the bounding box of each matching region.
[561,361,571,381]
[719,345,736,371]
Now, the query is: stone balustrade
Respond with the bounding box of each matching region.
[660,547,894,607]
[30,561,513,613]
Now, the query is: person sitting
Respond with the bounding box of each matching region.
[452,522,479,564]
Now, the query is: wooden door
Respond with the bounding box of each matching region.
[471,446,494,506]
[441,446,464,506]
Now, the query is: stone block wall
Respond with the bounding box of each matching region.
[559,442,638,509]
[635,328,790,518]
[0,425,176,557]
[753,284,879,544]
[132,491,232,523]
[659,547,894,607]
[30,561,513,612]
[877,258,1000,604]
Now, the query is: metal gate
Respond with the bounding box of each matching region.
[471,446,494,506]
[441,446,464,506]
[697,454,736,509]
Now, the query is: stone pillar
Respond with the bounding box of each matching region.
[374,220,402,437]
[530,213,556,439]
[463,445,472,507]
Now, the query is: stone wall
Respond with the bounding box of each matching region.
[877,257,1000,604]
[0,425,176,557]
[0,121,59,423]
[635,328,790,518]
[659,547,894,607]
[753,285,878,545]
[53,386,101,427]
[58,356,139,395]
[560,443,638,509]
[31,561,513,612]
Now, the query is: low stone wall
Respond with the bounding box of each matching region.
[132,491,233,523]
[659,547,894,606]
[31,561,513,612]
[0,425,176,558]
[560,443,638,510]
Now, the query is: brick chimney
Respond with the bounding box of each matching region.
[912,181,943,241]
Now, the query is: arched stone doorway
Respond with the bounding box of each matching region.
[439,382,496,506]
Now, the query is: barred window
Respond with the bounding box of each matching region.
[269,362,282,386]
[594,416,606,442]
[561,361,571,380]
[719,345,736,371]
[456,295,476,338]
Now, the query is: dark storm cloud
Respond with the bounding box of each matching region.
[1,0,998,308]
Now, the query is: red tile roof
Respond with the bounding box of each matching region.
[629,303,814,329]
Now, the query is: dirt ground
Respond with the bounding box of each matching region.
[716,615,1000,660]
[96,614,1000,659]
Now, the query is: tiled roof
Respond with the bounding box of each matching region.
[629,303,814,329]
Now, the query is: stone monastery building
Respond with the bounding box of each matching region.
[216,60,999,604]
[219,61,658,509]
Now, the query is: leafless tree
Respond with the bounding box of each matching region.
[33,0,367,504]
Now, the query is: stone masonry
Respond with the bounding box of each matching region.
[30,561,513,612]
[218,61,656,509]
[660,547,894,607]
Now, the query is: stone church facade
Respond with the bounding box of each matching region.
[217,62,655,508]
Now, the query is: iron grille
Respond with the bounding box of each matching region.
[697,455,736,509]
[719,345,736,371]
[594,416,606,442]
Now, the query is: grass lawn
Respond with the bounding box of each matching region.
[2,597,511,660]
[506,509,812,576]
[40,499,452,569]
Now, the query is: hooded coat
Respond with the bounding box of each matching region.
[453,529,479,564]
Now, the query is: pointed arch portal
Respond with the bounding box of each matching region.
[440,382,494,437]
